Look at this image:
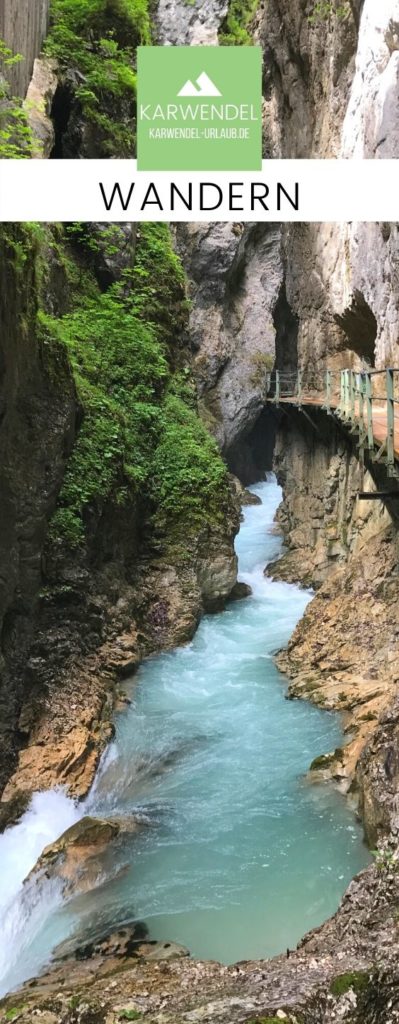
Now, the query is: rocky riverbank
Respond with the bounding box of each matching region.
[268,409,399,847]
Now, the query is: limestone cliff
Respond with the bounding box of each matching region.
[0,0,49,97]
[179,1,399,467]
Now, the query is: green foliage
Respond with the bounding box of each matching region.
[41,224,228,550]
[5,1010,28,1022]
[246,1017,301,1024]
[151,391,230,536]
[44,0,151,154]
[329,972,369,998]
[68,995,82,1009]
[40,289,169,544]
[371,845,399,873]
[0,40,33,158]
[308,0,350,23]
[125,223,188,341]
[118,1012,143,1021]
[2,223,48,272]
[218,0,258,45]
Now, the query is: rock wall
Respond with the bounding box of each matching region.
[176,222,282,471]
[271,407,399,835]
[0,228,77,794]
[257,0,399,374]
[0,222,240,808]
[173,2,399,472]
[0,0,49,97]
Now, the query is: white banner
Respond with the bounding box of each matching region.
[0,159,398,222]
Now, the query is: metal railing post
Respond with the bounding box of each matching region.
[358,373,364,432]
[365,372,373,450]
[325,369,331,414]
[344,369,350,420]
[339,370,345,416]
[265,372,270,398]
[297,369,302,406]
[275,369,280,405]
[387,367,395,471]
[349,370,355,423]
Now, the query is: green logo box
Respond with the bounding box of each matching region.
[137,46,262,172]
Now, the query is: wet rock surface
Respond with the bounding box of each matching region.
[24,815,146,895]
[3,858,399,1023]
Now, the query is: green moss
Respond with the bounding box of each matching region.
[329,971,369,998]
[309,748,343,771]
[44,0,151,155]
[5,1010,28,1022]
[118,1012,143,1021]
[218,0,259,45]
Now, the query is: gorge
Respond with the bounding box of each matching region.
[1,1,399,1023]
[0,479,369,999]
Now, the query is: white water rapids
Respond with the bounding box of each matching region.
[0,477,370,995]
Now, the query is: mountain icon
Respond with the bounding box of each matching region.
[177,72,221,97]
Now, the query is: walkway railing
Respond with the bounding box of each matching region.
[265,368,399,477]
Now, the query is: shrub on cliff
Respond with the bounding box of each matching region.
[36,223,229,549]
[44,0,151,155]
[0,40,33,158]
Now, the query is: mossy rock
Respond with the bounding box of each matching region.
[329,971,370,998]
[309,748,343,772]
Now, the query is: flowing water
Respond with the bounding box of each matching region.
[0,477,370,995]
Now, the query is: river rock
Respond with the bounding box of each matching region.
[25,815,144,894]
[241,490,262,506]
[228,582,252,602]
[53,921,188,965]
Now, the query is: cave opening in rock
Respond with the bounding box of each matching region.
[226,407,277,486]
[334,290,377,366]
[50,84,73,159]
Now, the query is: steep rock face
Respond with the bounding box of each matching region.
[0,0,49,97]
[271,409,392,588]
[0,224,240,806]
[177,223,282,464]
[156,0,227,43]
[173,2,399,468]
[256,0,399,373]
[0,229,77,793]
[271,408,399,830]
[259,0,360,160]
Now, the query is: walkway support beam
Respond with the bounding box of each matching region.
[387,368,395,473]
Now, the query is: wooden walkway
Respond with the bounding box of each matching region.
[277,395,399,461]
[265,368,399,475]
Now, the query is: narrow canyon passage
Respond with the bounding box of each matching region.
[0,479,369,996]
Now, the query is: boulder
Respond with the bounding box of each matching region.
[55,923,189,964]
[25,814,144,894]
[228,582,252,601]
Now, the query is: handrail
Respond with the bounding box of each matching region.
[264,366,399,477]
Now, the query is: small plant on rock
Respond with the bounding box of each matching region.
[371,844,399,873]
[0,40,33,158]
[308,0,349,23]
